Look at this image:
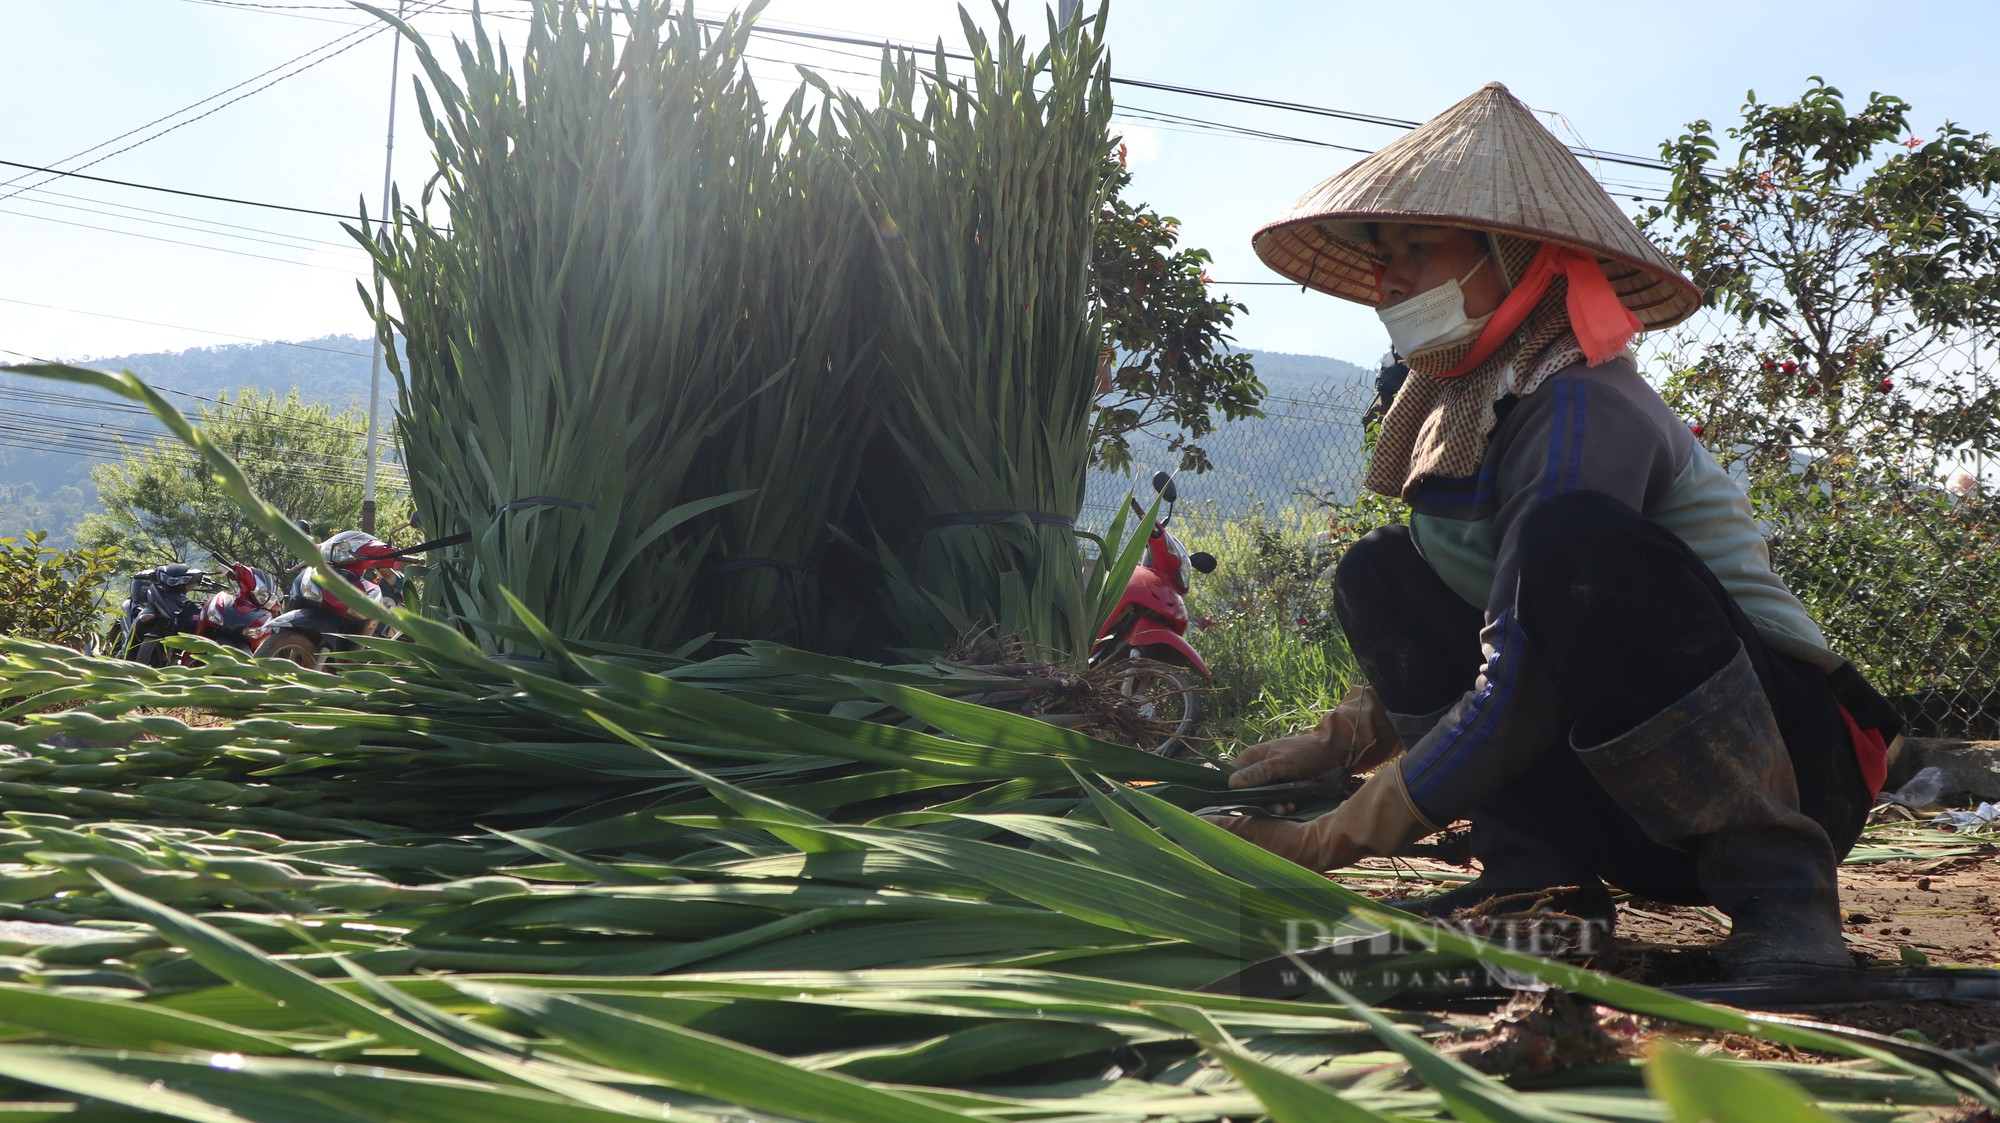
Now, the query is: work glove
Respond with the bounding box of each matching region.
[1201,762,1438,872]
[1226,684,1402,789]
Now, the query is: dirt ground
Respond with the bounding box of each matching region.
[1616,852,2000,970]
[1350,818,2000,1052]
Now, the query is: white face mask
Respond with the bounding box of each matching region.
[1377,255,1492,355]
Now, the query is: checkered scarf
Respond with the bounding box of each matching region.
[1363,241,1587,500]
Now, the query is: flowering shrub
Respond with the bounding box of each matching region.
[1645,80,2000,736]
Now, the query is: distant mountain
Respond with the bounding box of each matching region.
[0,335,386,545]
[3,337,1378,543]
[78,335,385,409]
[1082,349,1379,524]
[1243,349,1375,394]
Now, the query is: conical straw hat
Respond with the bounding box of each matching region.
[1252,82,1701,330]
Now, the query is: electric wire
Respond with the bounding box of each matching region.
[0,379,382,447]
[10,192,370,256]
[8,0,1966,366]
[0,0,457,207]
[0,417,406,489]
[22,185,366,251]
[0,158,388,225]
[176,0,404,27]
[0,355,405,490]
[0,207,366,274]
[1,309,389,454]
[0,20,381,198]
[0,355,391,479]
[0,387,395,466]
[0,431,406,490]
[0,297,373,358]
[164,0,1676,169]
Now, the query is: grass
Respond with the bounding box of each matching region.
[1176,503,1363,747]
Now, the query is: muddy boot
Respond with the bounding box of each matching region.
[1383,812,1614,926]
[1575,646,1852,979]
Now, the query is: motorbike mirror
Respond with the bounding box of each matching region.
[1189,551,1218,574]
[1150,470,1177,503]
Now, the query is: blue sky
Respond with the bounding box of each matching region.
[3,0,1997,371]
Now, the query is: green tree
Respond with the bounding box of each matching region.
[1645,80,2000,735]
[0,529,118,647]
[1090,151,1264,474]
[78,388,398,575]
[1646,77,2000,473]
[0,480,95,548]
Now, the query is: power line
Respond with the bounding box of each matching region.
[0,424,404,479]
[1114,106,1373,156]
[0,20,374,199]
[23,185,364,251]
[0,300,387,442]
[181,0,1674,171]
[0,20,382,205]
[176,0,393,27]
[0,385,389,455]
[12,191,369,256]
[0,206,365,273]
[0,157,385,225]
[1,355,406,468]
[0,0,456,209]
[0,5,1667,249]
[0,383,387,459]
[665,12,1681,173]
[0,416,407,488]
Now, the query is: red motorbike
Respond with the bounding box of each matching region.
[194,561,282,655]
[254,530,406,669]
[98,559,280,665]
[1089,471,1217,755]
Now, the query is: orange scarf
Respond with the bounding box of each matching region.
[1431,243,1639,378]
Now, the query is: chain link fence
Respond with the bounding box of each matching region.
[1085,328,2000,740]
[1082,379,1376,527]
[1641,309,2000,741]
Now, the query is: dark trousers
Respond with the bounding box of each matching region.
[1332,491,1868,902]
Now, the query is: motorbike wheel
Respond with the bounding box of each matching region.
[1112,661,1205,759]
[128,634,168,668]
[254,631,323,671]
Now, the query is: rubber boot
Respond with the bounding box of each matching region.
[1575,645,1852,979]
[1382,811,1614,926]
[1378,701,1613,925]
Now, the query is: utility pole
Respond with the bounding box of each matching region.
[359,0,407,535]
[1057,0,1078,25]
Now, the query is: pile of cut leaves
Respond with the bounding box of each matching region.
[2,371,1996,1120]
[0,630,1996,1121]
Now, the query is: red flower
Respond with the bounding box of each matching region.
[1802,383,1817,393]
[1780,360,1798,374]
[1880,378,1894,392]
[1118,142,1129,167]
[1691,423,1706,437]
[1294,614,1309,627]
[1903,134,1923,149]
[1196,615,1216,631]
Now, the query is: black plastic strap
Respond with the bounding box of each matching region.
[499,495,595,513]
[711,556,803,575]
[389,497,598,556]
[922,510,1075,533]
[394,532,469,554]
